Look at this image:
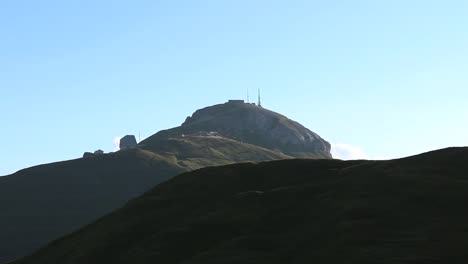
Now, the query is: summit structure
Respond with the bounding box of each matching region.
[257,88,262,107]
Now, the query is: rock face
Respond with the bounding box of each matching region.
[119,135,137,150]
[83,150,104,158]
[143,102,331,158]
[82,152,94,158]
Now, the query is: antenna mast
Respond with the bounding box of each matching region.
[247,88,250,103]
[257,88,262,107]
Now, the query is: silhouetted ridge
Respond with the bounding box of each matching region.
[0,103,303,263]
[13,147,468,264]
[0,101,330,263]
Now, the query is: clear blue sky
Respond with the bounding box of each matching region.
[1,0,468,175]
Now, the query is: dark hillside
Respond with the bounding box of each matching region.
[0,136,288,263]
[0,101,329,263]
[14,147,468,264]
[0,148,181,262]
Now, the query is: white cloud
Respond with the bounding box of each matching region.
[331,143,369,160]
[113,136,121,151]
[331,143,391,160]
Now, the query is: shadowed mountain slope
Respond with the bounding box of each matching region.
[1,102,330,263]
[0,136,289,263]
[14,147,468,264]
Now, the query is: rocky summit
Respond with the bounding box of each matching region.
[141,101,331,159]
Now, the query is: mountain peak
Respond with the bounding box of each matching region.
[142,101,331,159]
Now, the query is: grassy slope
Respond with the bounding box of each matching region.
[0,136,288,263]
[142,135,292,170]
[13,147,468,264]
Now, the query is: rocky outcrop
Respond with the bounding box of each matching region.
[83,150,104,158]
[119,135,137,150]
[82,152,94,158]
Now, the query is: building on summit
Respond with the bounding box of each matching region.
[228,89,262,107]
[227,100,245,104]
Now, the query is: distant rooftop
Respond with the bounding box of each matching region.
[227,100,245,104]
